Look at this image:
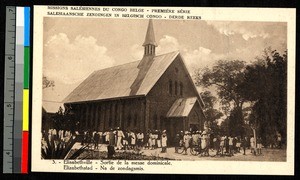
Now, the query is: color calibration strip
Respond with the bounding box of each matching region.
[15,6,30,174]
[3,6,30,174]
[22,7,30,174]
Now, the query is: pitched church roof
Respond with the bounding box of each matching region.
[64,20,204,106]
[166,97,200,117]
[64,51,179,103]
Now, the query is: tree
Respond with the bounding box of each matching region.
[52,106,77,132]
[195,60,246,109]
[43,76,55,89]
[200,91,223,135]
[226,107,244,136]
[52,106,64,130]
[195,60,246,136]
[238,49,287,146]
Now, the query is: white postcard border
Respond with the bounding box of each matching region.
[32,5,296,175]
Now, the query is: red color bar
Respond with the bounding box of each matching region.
[21,131,29,173]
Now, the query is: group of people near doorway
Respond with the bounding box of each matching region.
[81,127,168,153]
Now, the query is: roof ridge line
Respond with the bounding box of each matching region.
[64,51,181,103]
[154,50,179,57]
[94,60,141,72]
[136,51,180,95]
[93,51,179,72]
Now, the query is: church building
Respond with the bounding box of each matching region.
[63,20,206,139]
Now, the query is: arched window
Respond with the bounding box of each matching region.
[175,81,178,95]
[169,80,172,95]
[148,46,151,54]
[134,113,138,127]
[153,114,158,129]
[180,82,183,96]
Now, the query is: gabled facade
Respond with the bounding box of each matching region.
[63,20,206,140]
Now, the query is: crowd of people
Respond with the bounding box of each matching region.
[80,127,168,153]
[173,130,265,156]
[41,128,78,152]
[42,127,283,157]
[42,128,77,143]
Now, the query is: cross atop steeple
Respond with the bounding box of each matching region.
[143,19,157,56]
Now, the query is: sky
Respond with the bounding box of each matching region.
[42,17,287,109]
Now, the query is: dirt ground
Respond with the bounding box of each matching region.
[140,147,286,161]
[71,143,286,161]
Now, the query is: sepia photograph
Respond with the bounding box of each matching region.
[32,6,295,174]
[41,17,287,161]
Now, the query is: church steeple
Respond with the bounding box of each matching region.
[130,19,157,95]
[143,19,157,56]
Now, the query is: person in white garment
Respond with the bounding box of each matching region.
[183,131,192,155]
[150,131,156,150]
[130,131,136,150]
[161,130,168,153]
[116,127,125,150]
[147,130,152,149]
[250,135,256,155]
[157,130,162,148]
[136,131,144,150]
